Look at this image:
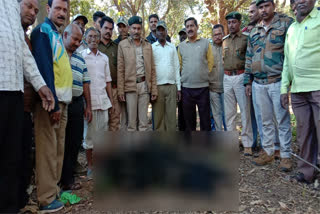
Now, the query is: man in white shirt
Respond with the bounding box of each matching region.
[0,1,54,212]
[152,21,181,131]
[81,27,114,179]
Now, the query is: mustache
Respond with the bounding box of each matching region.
[58,16,65,20]
[105,32,111,37]
[188,30,194,34]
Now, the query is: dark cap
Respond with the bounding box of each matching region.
[256,0,274,6]
[128,16,143,26]
[225,11,242,21]
[117,17,128,26]
[72,14,88,25]
[156,20,167,30]
[178,28,187,35]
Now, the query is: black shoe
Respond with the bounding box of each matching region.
[291,172,312,184]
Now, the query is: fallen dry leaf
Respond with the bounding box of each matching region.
[279,201,289,210]
[248,168,256,175]
[250,200,263,205]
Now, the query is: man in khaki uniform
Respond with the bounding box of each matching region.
[98,16,120,131]
[117,16,158,131]
[223,12,253,155]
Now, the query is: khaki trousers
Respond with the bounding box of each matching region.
[224,74,253,147]
[120,102,128,130]
[108,88,121,131]
[34,102,68,206]
[125,82,150,131]
[152,84,177,131]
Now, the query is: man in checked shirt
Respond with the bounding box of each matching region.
[0,1,54,213]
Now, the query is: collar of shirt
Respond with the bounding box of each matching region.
[99,40,115,48]
[86,48,102,57]
[154,40,169,47]
[151,32,157,40]
[128,36,144,45]
[302,7,318,23]
[230,31,242,39]
[186,35,201,43]
[213,43,222,48]
[44,17,61,34]
[256,12,280,31]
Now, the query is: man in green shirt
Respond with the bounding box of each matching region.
[98,16,120,131]
[281,0,320,184]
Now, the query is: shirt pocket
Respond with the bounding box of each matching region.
[236,46,246,61]
[223,46,230,59]
[303,25,320,48]
[269,28,285,48]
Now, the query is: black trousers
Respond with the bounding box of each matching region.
[182,87,211,131]
[19,112,34,209]
[0,91,24,213]
[178,100,186,131]
[60,96,84,186]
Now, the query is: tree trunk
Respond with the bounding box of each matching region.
[142,0,146,39]
[35,0,47,26]
[66,0,70,25]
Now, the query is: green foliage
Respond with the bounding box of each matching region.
[70,0,97,23]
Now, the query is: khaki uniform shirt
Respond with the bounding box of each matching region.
[98,41,118,86]
[222,31,248,71]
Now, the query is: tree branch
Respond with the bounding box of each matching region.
[161,0,172,20]
[234,0,250,11]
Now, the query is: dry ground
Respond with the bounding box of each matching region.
[23,109,320,214]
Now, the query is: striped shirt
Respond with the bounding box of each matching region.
[70,52,90,97]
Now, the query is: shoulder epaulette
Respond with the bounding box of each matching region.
[242,32,249,36]
[223,34,230,40]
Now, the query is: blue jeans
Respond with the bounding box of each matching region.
[252,83,280,150]
[253,81,291,158]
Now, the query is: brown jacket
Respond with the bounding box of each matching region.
[117,37,157,97]
[209,44,224,93]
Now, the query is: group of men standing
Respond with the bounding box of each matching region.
[209,0,293,173]
[218,0,320,184]
[1,0,320,213]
